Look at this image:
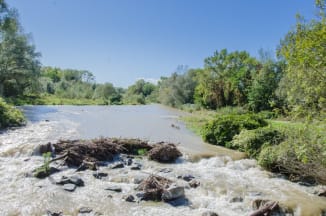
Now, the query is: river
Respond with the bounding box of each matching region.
[0,105,325,216]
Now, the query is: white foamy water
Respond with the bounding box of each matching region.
[0,105,325,216]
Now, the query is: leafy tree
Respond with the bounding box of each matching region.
[158,69,198,107]
[123,79,157,104]
[0,0,41,97]
[278,1,326,114]
[195,49,260,109]
[248,57,284,112]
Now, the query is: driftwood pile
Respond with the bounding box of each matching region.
[136,174,173,201]
[38,138,182,171]
[148,143,182,163]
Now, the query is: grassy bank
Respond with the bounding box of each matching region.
[181,108,326,184]
[6,94,108,106]
[0,98,25,128]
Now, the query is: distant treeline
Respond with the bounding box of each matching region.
[1,0,325,117]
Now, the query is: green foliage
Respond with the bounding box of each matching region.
[277,6,326,116]
[0,1,41,97]
[248,60,284,112]
[0,97,25,128]
[201,113,267,146]
[34,152,52,178]
[257,123,326,183]
[137,148,148,156]
[158,68,198,108]
[231,127,285,158]
[195,49,260,109]
[123,79,157,105]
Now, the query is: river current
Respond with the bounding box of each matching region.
[0,105,325,216]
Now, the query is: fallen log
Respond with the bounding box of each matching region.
[249,201,278,216]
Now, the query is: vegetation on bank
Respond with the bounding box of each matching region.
[0,98,25,128]
[182,110,326,184]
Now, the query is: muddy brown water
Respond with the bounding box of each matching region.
[0,105,325,216]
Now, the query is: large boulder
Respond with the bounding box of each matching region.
[148,144,182,163]
[161,184,185,201]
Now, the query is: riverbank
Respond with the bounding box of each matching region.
[6,94,108,106]
[180,108,326,185]
[0,97,25,129]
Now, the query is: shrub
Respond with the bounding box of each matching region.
[257,125,326,184]
[201,114,267,146]
[0,98,25,128]
[231,127,285,158]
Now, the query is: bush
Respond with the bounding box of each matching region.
[201,114,267,146]
[231,127,285,158]
[0,98,25,128]
[257,124,326,184]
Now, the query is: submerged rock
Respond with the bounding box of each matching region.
[105,185,122,192]
[79,207,92,213]
[178,174,195,182]
[63,183,76,192]
[56,175,84,186]
[124,194,135,202]
[46,210,63,216]
[317,188,326,197]
[93,172,108,179]
[229,196,243,202]
[110,162,124,169]
[202,211,219,216]
[148,143,182,163]
[161,184,185,201]
[189,179,200,188]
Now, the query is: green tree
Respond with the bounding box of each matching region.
[278,2,326,114]
[248,54,284,112]
[195,49,260,109]
[158,69,198,107]
[0,0,41,97]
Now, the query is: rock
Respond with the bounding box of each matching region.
[125,158,133,166]
[135,192,145,200]
[317,188,326,197]
[93,172,108,179]
[63,183,77,192]
[69,175,84,186]
[34,167,60,179]
[159,167,173,173]
[111,162,124,169]
[189,179,200,188]
[105,185,122,192]
[124,195,135,202]
[202,211,219,216]
[178,174,195,182]
[56,175,84,186]
[46,210,63,216]
[148,143,182,163]
[79,207,92,213]
[130,165,141,170]
[38,142,53,155]
[229,196,243,202]
[161,184,185,201]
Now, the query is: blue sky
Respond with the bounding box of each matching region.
[7,0,316,87]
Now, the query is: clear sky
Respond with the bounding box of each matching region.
[7,0,316,87]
